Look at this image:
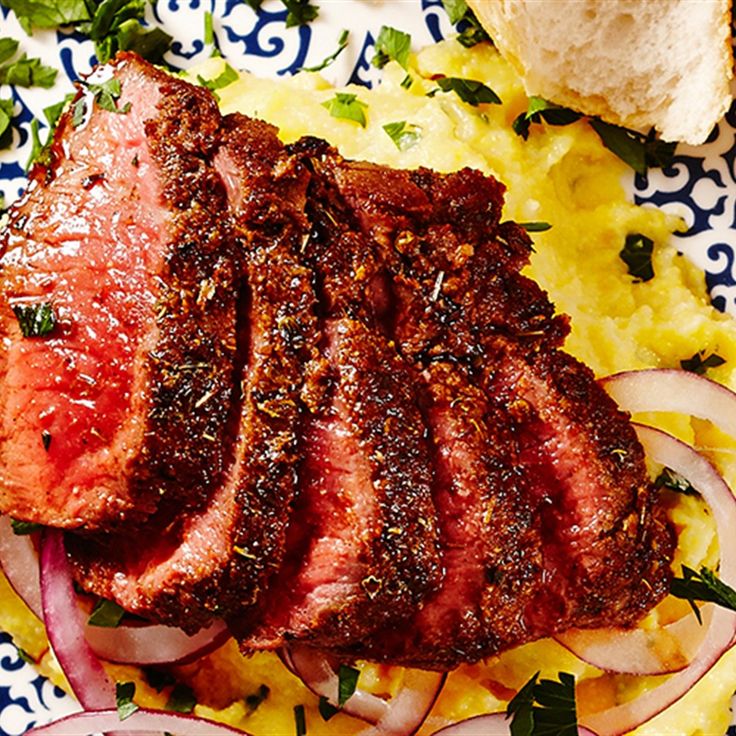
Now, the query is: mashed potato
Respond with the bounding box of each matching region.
[3,37,736,736]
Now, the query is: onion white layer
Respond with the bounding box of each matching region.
[283,643,445,735]
[0,515,43,618]
[579,425,736,736]
[25,708,252,736]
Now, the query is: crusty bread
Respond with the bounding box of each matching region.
[467,0,734,145]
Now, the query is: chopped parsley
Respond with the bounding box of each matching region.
[433,77,501,106]
[322,92,368,127]
[166,683,197,714]
[441,0,491,48]
[12,302,56,337]
[680,350,726,375]
[0,0,91,33]
[337,664,360,706]
[0,38,57,87]
[513,97,581,139]
[619,233,655,282]
[10,518,41,535]
[671,565,736,624]
[655,466,699,497]
[372,25,411,70]
[282,0,319,28]
[519,221,552,233]
[299,29,349,73]
[245,684,270,714]
[88,598,126,628]
[197,63,239,93]
[73,77,131,127]
[115,681,139,721]
[318,696,339,722]
[383,120,421,151]
[294,703,307,736]
[507,671,579,736]
[589,119,677,176]
[14,644,35,664]
[0,97,13,144]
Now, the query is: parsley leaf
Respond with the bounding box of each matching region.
[282,0,318,28]
[322,92,368,127]
[589,119,677,175]
[166,683,197,714]
[294,704,307,736]
[0,97,13,145]
[198,63,239,92]
[0,53,57,87]
[0,0,92,33]
[116,681,139,721]
[383,120,421,151]
[434,77,501,106]
[88,598,126,627]
[14,644,35,664]
[680,350,726,375]
[10,518,42,535]
[655,466,699,497]
[337,664,359,706]
[300,29,349,73]
[78,77,132,121]
[12,302,56,337]
[619,233,654,282]
[372,25,411,70]
[671,566,736,624]
[519,221,552,233]
[513,97,581,139]
[245,684,270,714]
[441,0,490,48]
[318,696,339,721]
[508,672,578,736]
[0,38,19,64]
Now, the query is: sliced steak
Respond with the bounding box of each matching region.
[300,146,673,668]
[68,113,317,629]
[0,53,237,529]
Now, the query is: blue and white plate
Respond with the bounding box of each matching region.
[1,1,736,734]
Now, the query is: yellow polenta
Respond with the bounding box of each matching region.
[3,38,736,736]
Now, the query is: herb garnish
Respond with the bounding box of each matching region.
[294,703,307,736]
[680,350,726,375]
[318,696,339,721]
[73,77,131,127]
[433,77,501,106]
[88,598,126,628]
[322,92,368,127]
[116,681,139,721]
[589,119,677,176]
[383,120,421,151]
[337,664,360,706]
[513,96,581,139]
[12,302,56,337]
[507,671,579,736]
[14,644,35,664]
[166,683,197,714]
[300,29,349,73]
[0,1,91,33]
[372,25,411,70]
[282,0,319,28]
[619,233,654,282]
[519,221,552,233]
[655,466,699,497]
[671,565,736,624]
[441,0,491,48]
[0,97,13,144]
[197,63,239,93]
[0,38,57,87]
[10,518,41,535]
[245,684,270,714]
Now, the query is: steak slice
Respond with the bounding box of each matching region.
[299,145,673,668]
[0,54,237,529]
[68,113,318,629]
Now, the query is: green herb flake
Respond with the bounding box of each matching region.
[166,683,197,714]
[12,302,56,337]
[318,696,339,722]
[300,29,349,73]
[383,120,421,151]
[0,54,57,88]
[321,92,368,127]
[680,350,726,375]
[204,10,215,46]
[337,664,360,706]
[434,77,501,106]
[282,0,319,28]
[15,644,34,664]
[10,518,42,535]
[0,38,20,65]
[513,96,581,139]
[372,25,411,70]
[71,97,87,128]
[294,703,307,736]
[243,0,264,10]
[116,681,139,721]
[245,684,270,714]
[671,565,736,624]
[508,671,578,736]
[1,0,92,33]
[655,466,699,497]
[519,221,552,233]
[619,233,654,282]
[198,63,239,92]
[441,0,491,48]
[86,78,131,115]
[589,119,677,175]
[88,598,126,628]
[0,97,15,144]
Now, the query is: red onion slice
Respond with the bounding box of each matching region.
[430,712,599,735]
[283,644,445,734]
[601,368,736,436]
[0,515,43,619]
[579,425,736,736]
[39,529,116,710]
[25,708,252,735]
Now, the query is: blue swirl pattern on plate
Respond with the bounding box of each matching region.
[0,1,735,732]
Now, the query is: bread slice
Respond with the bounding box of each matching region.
[467,0,734,145]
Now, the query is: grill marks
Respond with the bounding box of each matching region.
[1,57,674,665]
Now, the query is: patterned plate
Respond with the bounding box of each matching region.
[0,1,735,734]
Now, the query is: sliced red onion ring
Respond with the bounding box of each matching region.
[0,515,43,618]
[40,529,116,710]
[430,712,599,735]
[601,368,736,437]
[283,643,445,735]
[25,708,252,736]
[579,425,736,736]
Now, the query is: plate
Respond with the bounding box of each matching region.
[1,1,735,734]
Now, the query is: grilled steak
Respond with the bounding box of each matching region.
[0,54,237,529]
[0,54,673,665]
